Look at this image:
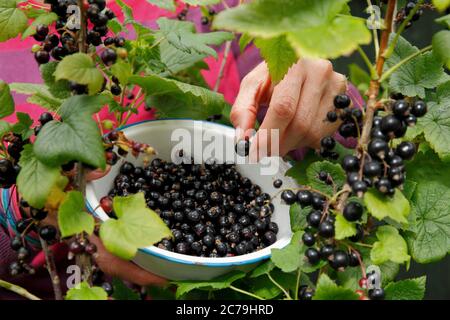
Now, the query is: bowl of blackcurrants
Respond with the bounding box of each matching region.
[86,119,297,280]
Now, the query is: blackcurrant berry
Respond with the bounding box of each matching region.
[101,48,117,66]
[305,248,320,265]
[380,115,401,134]
[363,160,382,177]
[306,210,322,228]
[273,179,283,189]
[10,236,22,251]
[263,231,277,245]
[35,51,50,64]
[375,177,392,194]
[348,251,360,267]
[329,250,349,270]
[320,244,334,259]
[411,101,427,117]
[302,232,315,246]
[396,141,416,160]
[351,180,368,195]
[392,100,410,117]
[368,288,385,300]
[296,190,312,207]
[405,114,417,126]
[39,225,57,242]
[321,136,336,150]
[334,94,351,109]
[39,112,53,126]
[101,282,114,296]
[368,139,389,159]
[235,138,250,157]
[342,155,360,172]
[327,111,338,122]
[318,221,334,238]
[281,190,296,205]
[350,224,364,242]
[343,202,363,222]
[175,242,189,254]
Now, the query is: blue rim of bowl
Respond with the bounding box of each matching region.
[85,118,282,267]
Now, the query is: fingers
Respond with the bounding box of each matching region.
[90,235,168,287]
[277,60,333,155]
[306,72,347,149]
[230,62,271,139]
[252,62,305,159]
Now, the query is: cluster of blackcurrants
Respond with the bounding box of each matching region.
[9,200,58,276]
[177,5,216,25]
[103,156,279,258]
[343,96,426,197]
[395,0,425,28]
[35,1,124,95]
[281,188,362,269]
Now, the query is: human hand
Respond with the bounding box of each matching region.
[231,59,348,160]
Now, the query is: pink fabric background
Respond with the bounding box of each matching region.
[0,0,246,126]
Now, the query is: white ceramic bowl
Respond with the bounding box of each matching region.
[86,119,296,280]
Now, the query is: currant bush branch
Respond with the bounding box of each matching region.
[384,0,424,59]
[39,236,63,300]
[0,279,41,300]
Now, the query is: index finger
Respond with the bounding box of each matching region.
[230,62,271,139]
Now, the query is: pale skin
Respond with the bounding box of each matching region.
[231,59,348,160]
[39,58,347,288]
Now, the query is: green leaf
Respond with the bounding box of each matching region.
[34,95,108,169]
[433,0,450,11]
[107,18,124,34]
[54,53,105,95]
[99,193,172,260]
[436,14,450,28]
[364,188,410,225]
[11,112,33,139]
[271,231,326,273]
[16,145,61,209]
[433,31,450,70]
[414,81,450,161]
[183,0,221,5]
[21,12,58,39]
[9,82,62,110]
[313,274,359,300]
[407,182,450,263]
[173,271,246,299]
[349,63,370,94]
[271,231,303,273]
[130,75,227,119]
[370,226,410,265]
[58,191,95,238]
[334,214,356,240]
[0,120,11,138]
[249,275,282,300]
[115,0,134,24]
[111,278,140,300]
[146,0,175,11]
[0,0,28,42]
[285,150,321,185]
[254,36,297,83]
[40,62,71,99]
[384,276,426,300]
[406,149,450,189]
[213,0,370,59]
[289,203,309,232]
[249,260,275,278]
[385,35,449,98]
[65,282,108,300]
[111,60,133,86]
[239,33,253,53]
[0,80,14,118]
[156,18,233,59]
[306,161,346,196]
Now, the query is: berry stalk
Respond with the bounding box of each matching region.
[39,236,63,300]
